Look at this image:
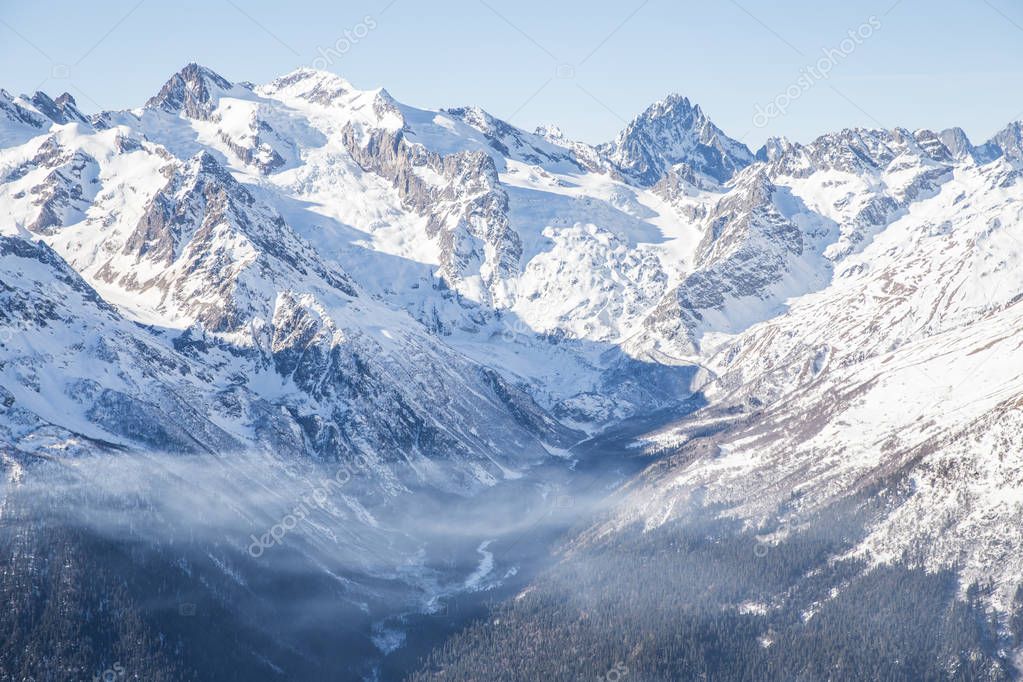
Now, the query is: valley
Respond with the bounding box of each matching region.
[1,62,1021,680]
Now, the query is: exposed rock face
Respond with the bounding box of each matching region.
[4,134,103,235]
[28,92,89,126]
[989,121,1023,163]
[3,68,1023,669]
[0,235,242,456]
[1,191,572,498]
[105,150,356,332]
[446,105,582,169]
[142,65,292,175]
[599,94,754,186]
[937,126,979,161]
[638,171,809,355]
[145,63,235,120]
[265,68,354,105]
[0,90,46,128]
[0,89,50,146]
[341,108,522,308]
[217,119,287,174]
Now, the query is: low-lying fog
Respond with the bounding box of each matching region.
[0,427,648,678]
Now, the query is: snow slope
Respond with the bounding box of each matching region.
[3,62,1023,626]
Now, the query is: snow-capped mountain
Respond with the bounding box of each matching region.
[2,62,1023,679]
[602,122,1023,606]
[2,64,715,506]
[600,93,755,186]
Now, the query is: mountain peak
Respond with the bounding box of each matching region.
[987,120,1023,163]
[264,68,358,106]
[649,93,697,115]
[54,92,76,108]
[28,91,89,126]
[181,63,231,86]
[145,63,234,120]
[755,136,797,162]
[937,126,975,161]
[0,89,49,144]
[600,94,753,186]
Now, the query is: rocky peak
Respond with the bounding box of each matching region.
[0,88,48,134]
[912,129,955,164]
[444,105,532,144]
[987,120,1023,164]
[444,105,495,131]
[599,93,753,186]
[937,127,978,162]
[755,136,799,163]
[371,88,402,124]
[145,63,234,120]
[28,91,89,126]
[54,92,76,109]
[795,128,905,174]
[441,106,579,170]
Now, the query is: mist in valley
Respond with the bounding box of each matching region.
[0,425,654,680]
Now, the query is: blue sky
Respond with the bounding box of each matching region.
[1,0,1021,149]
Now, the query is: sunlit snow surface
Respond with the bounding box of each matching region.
[2,65,1023,644]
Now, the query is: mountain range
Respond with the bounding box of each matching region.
[1,64,1022,680]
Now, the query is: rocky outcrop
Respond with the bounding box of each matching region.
[341,110,521,307]
[638,171,806,355]
[107,151,356,331]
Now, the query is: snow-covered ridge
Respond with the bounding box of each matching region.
[2,64,1023,622]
